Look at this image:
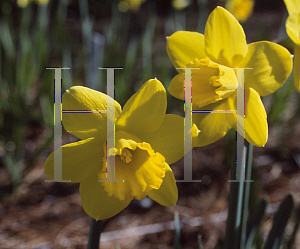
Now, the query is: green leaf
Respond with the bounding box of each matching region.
[263,194,295,249]
[0,18,15,60]
[246,198,268,249]
[3,154,22,188]
[285,207,300,249]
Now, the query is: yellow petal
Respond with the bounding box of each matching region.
[62,86,122,140]
[116,79,167,134]
[44,138,104,182]
[80,175,130,220]
[118,0,146,12]
[100,138,166,202]
[172,0,191,10]
[168,74,185,100]
[286,13,300,45]
[204,7,248,67]
[283,0,300,16]
[148,163,178,206]
[168,58,237,108]
[17,0,30,7]
[239,41,293,96]
[294,44,300,92]
[193,88,267,147]
[243,88,268,146]
[166,31,206,70]
[139,114,199,165]
[192,96,236,147]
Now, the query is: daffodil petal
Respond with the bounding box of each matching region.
[44,137,104,182]
[62,86,122,140]
[168,74,185,100]
[244,88,268,147]
[166,31,206,70]
[192,96,236,147]
[148,163,178,206]
[139,114,199,165]
[239,41,293,96]
[294,44,300,92]
[285,13,300,45]
[116,79,167,134]
[80,176,130,220]
[205,7,248,67]
[283,0,300,15]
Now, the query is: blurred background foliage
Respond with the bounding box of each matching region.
[1,0,297,191]
[0,0,300,247]
[0,0,209,194]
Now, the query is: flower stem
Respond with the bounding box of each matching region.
[87,218,102,249]
[240,141,253,248]
[224,137,253,249]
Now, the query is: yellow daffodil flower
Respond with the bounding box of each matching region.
[283,0,300,91]
[17,0,48,8]
[166,7,293,147]
[225,0,255,22]
[118,0,146,12]
[44,79,198,220]
[172,0,191,10]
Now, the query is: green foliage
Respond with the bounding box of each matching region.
[284,207,300,249]
[172,194,296,249]
[172,143,296,249]
[264,194,295,249]
[0,2,52,195]
[246,198,268,249]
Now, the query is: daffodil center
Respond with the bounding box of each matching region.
[100,130,167,203]
[120,148,133,163]
[106,130,142,164]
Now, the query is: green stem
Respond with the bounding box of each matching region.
[240,142,253,248]
[87,218,102,249]
[224,138,254,249]
[225,168,244,249]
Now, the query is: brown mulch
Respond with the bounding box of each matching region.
[1,121,300,249]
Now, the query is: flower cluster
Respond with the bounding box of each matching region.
[44,7,293,220]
